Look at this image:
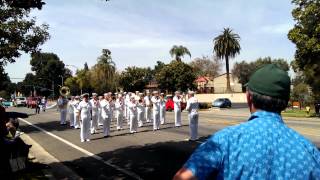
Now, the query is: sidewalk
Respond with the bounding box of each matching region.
[20,133,82,180]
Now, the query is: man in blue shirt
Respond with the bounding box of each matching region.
[174,64,320,180]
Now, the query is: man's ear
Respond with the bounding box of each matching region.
[246,90,253,112]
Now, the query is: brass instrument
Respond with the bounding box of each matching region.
[59,86,70,97]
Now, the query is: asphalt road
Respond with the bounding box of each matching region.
[9,107,320,180]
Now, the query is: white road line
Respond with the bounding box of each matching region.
[18,118,143,180]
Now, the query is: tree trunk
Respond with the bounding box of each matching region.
[225,55,232,93]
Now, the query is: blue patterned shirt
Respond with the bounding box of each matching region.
[184,111,320,180]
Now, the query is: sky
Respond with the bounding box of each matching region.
[6,0,296,82]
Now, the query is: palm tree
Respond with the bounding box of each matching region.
[169,45,191,62]
[213,28,241,93]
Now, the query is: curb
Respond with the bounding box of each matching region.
[20,133,82,180]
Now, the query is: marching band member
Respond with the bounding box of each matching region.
[125,92,132,125]
[144,91,152,123]
[173,91,183,127]
[160,93,167,125]
[77,93,92,142]
[137,93,145,127]
[68,96,75,128]
[57,95,68,125]
[185,91,199,141]
[73,96,81,129]
[128,96,138,133]
[90,93,100,134]
[108,92,114,122]
[100,93,112,137]
[151,91,161,130]
[98,96,104,126]
[123,92,127,120]
[115,93,124,130]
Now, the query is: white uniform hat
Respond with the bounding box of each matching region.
[188,91,195,95]
[104,93,109,96]
[153,91,158,94]
[92,93,98,96]
[175,91,180,94]
[82,93,89,97]
[75,96,80,99]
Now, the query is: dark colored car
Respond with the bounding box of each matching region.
[212,98,232,108]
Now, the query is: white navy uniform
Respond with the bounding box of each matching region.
[151,96,161,130]
[90,98,100,134]
[98,98,103,126]
[72,100,80,129]
[144,95,152,122]
[137,99,145,127]
[58,97,68,125]
[100,99,112,137]
[186,96,199,140]
[160,98,166,125]
[125,94,131,124]
[173,95,182,127]
[68,100,74,127]
[115,98,124,130]
[77,100,92,142]
[128,100,138,133]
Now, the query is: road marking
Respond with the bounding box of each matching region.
[18,118,143,180]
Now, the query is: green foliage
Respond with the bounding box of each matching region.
[64,76,80,95]
[90,49,117,93]
[169,45,191,62]
[288,0,320,97]
[232,57,290,89]
[119,67,152,92]
[190,56,222,77]
[156,61,196,92]
[0,0,49,65]
[213,28,241,92]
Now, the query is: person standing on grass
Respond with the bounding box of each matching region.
[185,91,199,141]
[174,64,320,180]
[77,93,92,142]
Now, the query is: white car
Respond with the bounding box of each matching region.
[16,97,27,107]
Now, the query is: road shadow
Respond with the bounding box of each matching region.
[54,136,210,180]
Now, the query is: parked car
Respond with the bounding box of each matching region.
[2,99,12,108]
[165,95,186,111]
[212,98,232,108]
[15,97,27,107]
[27,97,38,108]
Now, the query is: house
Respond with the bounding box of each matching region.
[195,74,242,94]
[195,76,214,93]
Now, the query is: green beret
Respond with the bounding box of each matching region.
[246,64,291,100]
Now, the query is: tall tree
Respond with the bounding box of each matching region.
[213,28,241,93]
[156,61,196,92]
[232,57,290,91]
[288,0,320,98]
[90,49,117,93]
[119,67,152,92]
[0,0,49,65]
[169,45,191,62]
[29,52,70,97]
[190,56,222,77]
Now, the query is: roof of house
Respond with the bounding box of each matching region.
[195,76,212,83]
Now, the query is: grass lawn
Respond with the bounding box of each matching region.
[282,108,316,118]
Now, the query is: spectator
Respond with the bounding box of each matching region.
[174,64,320,180]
